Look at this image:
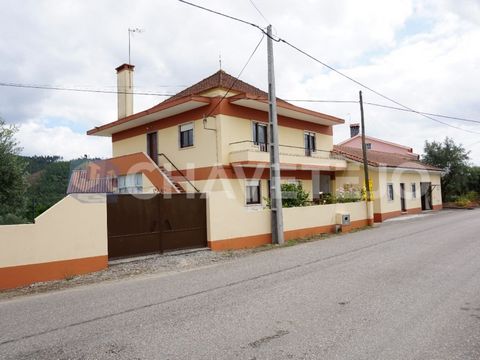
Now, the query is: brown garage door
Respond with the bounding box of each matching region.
[107,193,207,259]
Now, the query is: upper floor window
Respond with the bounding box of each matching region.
[366,143,372,150]
[118,173,143,193]
[304,131,316,156]
[179,122,194,148]
[387,183,394,201]
[252,122,268,152]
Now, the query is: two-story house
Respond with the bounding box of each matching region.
[84,64,348,207]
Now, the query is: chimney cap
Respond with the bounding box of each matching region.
[350,123,360,128]
[115,63,135,73]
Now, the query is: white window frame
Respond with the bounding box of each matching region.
[304,131,316,156]
[118,173,143,193]
[179,122,194,149]
[387,183,394,201]
[245,179,261,206]
[252,121,268,152]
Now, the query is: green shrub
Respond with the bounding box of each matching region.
[281,183,310,208]
[455,196,472,208]
[465,191,478,202]
[318,192,335,204]
[264,183,310,208]
[0,213,29,225]
[334,184,362,203]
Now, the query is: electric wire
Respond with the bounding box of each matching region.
[177,0,480,135]
[0,82,175,96]
[248,0,270,25]
[204,33,265,119]
[284,98,480,124]
[278,39,480,135]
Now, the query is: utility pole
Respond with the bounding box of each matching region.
[267,25,284,245]
[359,90,371,202]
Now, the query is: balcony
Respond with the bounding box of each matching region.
[229,141,347,171]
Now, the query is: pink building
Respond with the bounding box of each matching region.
[338,124,419,159]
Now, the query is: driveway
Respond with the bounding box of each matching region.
[1,209,479,359]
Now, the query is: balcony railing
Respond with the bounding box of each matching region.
[229,140,343,160]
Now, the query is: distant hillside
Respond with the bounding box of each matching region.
[22,156,100,220]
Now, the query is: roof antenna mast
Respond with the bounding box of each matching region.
[219,53,222,71]
[128,28,144,64]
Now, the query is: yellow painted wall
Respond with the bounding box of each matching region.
[112,134,146,157]
[0,194,107,268]
[207,191,369,242]
[112,114,336,172]
[336,161,443,214]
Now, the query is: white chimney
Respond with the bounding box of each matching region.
[116,63,134,119]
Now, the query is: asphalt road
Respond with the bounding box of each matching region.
[1,209,480,360]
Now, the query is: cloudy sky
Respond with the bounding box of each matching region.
[1,0,479,163]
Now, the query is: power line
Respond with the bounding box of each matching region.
[284,98,480,124]
[178,0,264,31]
[0,82,175,97]
[248,0,270,25]
[205,33,265,119]
[177,0,480,135]
[285,99,358,104]
[364,102,480,125]
[278,39,480,135]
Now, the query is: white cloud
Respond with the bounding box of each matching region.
[15,120,111,160]
[0,0,479,163]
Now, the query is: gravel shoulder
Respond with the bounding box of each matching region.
[0,248,260,301]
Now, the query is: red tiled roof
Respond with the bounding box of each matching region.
[67,170,116,194]
[163,70,272,103]
[333,145,443,171]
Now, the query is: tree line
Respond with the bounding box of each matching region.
[0,119,98,224]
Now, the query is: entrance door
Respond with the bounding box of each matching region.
[146,132,158,164]
[420,182,432,210]
[312,172,331,201]
[400,183,406,212]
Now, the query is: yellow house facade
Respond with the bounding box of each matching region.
[88,65,348,210]
[84,64,442,249]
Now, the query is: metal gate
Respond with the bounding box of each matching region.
[107,193,207,259]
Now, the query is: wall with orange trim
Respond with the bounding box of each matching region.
[206,191,372,250]
[0,194,108,290]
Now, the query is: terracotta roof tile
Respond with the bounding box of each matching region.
[333,145,442,171]
[163,70,269,103]
[67,169,116,194]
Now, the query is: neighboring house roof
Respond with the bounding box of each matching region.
[337,134,414,152]
[164,70,270,103]
[67,153,184,194]
[67,169,116,194]
[333,145,442,171]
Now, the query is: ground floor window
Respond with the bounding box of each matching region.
[387,183,394,201]
[411,183,417,198]
[118,173,143,193]
[246,179,261,205]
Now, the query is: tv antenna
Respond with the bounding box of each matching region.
[128,28,144,64]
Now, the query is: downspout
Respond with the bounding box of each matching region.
[203,114,219,164]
